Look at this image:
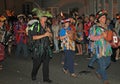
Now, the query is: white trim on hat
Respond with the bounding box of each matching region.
[17,14,26,18]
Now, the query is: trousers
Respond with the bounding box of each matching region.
[31,48,50,81]
[97,56,111,81]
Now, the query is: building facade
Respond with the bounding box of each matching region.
[0,0,120,19]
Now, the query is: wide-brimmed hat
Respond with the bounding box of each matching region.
[0,15,6,22]
[96,9,107,21]
[61,18,70,24]
[17,14,26,19]
[32,8,52,18]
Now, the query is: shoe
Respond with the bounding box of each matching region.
[74,63,78,66]
[62,68,68,74]
[84,53,88,56]
[71,73,77,78]
[116,57,119,60]
[54,50,59,53]
[0,64,3,70]
[61,62,64,65]
[111,59,116,62]
[76,53,80,55]
[95,72,102,80]
[104,80,109,84]
[32,76,36,81]
[86,57,91,59]
[43,79,52,83]
[88,65,95,69]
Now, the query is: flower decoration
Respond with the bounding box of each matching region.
[96,9,108,20]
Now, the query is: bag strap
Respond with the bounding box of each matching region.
[28,22,41,32]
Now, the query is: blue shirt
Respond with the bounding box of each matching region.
[59,27,75,51]
[59,27,71,36]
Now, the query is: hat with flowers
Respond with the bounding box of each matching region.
[96,9,108,20]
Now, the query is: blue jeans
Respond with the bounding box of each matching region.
[97,56,111,81]
[88,54,97,66]
[16,42,28,57]
[63,50,75,73]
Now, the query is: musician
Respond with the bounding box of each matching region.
[89,9,112,84]
[59,18,77,78]
[30,8,53,83]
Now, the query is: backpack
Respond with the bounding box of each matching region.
[27,20,40,51]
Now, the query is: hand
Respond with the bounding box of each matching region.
[44,32,52,37]
[101,32,107,38]
[56,36,59,39]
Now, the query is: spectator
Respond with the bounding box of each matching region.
[14,14,28,58]
[0,15,6,70]
[30,8,53,83]
[52,19,60,53]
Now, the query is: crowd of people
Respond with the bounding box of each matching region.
[0,8,120,84]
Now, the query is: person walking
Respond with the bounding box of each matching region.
[29,8,53,83]
[59,17,77,78]
[89,9,112,84]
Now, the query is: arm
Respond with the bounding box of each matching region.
[60,35,67,40]
[90,32,106,41]
[33,31,52,40]
[90,35,102,41]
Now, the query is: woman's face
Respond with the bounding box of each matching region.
[99,15,106,24]
[84,16,89,22]
[89,16,95,22]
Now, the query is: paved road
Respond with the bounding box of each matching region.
[0,51,120,84]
